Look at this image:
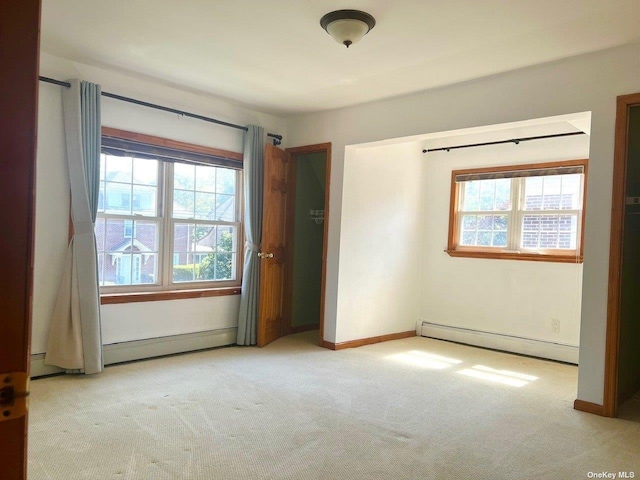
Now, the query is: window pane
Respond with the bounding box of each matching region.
[462,181,480,211]
[477,231,492,246]
[462,215,476,230]
[95,218,106,251]
[542,176,562,209]
[98,218,160,286]
[215,194,235,221]
[105,155,132,184]
[173,189,195,218]
[459,213,507,248]
[97,253,104,286]
[461,231,476,245]
[524,174,582,212]
[560,174,581,210]
[217,226,235,252]
[216,168,236,195]
[172,223,236,283]
[98,182,105,212]
[493,215,508,231]
[523,177,543,211]
[522,215,541,248]
[521,213,577,250]
[494,179,511,210]
[105,183,131,214]
[137,253,157,285]
[134,220,159,251]
[195,192,216,220]
[493,231,507,247]
[462,179,510,212]
[215,253,234,280]
[132,158,158,186]
[173,253,196,282]
[174,163,195,190]
[195,165,216,192]
[132,185,157,216]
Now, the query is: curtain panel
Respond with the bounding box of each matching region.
[45,80,103,374]
[237,126,265,345]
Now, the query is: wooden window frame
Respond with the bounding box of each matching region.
[98,127,244,303]
[446,159,589,264]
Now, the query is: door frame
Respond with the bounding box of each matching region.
[284,143,331,347]
[603,92,640,418]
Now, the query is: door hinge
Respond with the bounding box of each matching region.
[0,372,29,422]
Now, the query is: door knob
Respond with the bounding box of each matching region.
[258,252,274,258]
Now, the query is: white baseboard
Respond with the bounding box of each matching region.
[30,327,237,378]
[416,321,578,364]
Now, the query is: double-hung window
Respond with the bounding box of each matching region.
[95,129,243,296]
[447,159,587,263]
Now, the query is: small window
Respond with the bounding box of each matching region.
[447,159,587,263]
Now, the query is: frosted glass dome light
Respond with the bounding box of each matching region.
[320,10,376,48]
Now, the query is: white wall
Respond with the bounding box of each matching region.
[285,42,640,405]
[420,134,588,347]
[32,52,287,354]
[335,143,424,342]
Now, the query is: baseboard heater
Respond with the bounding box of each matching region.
[30,327,237,378]
[416,321,578,364]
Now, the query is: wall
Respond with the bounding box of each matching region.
[32,52,287,355]
[290,153,326,327]
[336,142,425,341]
[420,134,587,348]
[285,42,640,405]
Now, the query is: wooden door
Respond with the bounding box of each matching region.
[257,144,291,347]
[0,1,41,479]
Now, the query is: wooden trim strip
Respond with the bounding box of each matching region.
[289,324,320,334]
[445,250,583,264]
[604,93,640,418]
[332,331,417,351]
[101,287,240,305]
[101,126,243,162]
[321,340,336,350]
[573,399,605,416]
[286,142,332,155]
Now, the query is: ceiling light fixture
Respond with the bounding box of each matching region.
[320,10,376,48]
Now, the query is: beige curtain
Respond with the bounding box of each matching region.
[45,80,103,374]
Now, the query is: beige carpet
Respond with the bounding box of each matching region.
[28,332,640,479]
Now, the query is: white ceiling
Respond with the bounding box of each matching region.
[41,0,640,116]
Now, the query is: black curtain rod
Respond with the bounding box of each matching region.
[39,76,283,146]
[422,131,586,153]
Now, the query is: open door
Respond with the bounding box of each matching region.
[0,1,41,479]
[257,144,291,347]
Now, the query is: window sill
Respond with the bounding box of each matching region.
[445,249,583,264]
[101,287,241,305]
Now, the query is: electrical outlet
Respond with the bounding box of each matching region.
[551,318,560,333]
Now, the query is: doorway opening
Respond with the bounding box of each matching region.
[285,144,331,346]
[604,92,640,420]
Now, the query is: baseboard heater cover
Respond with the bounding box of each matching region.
[30,327,237,378]
[416,321,578,364]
